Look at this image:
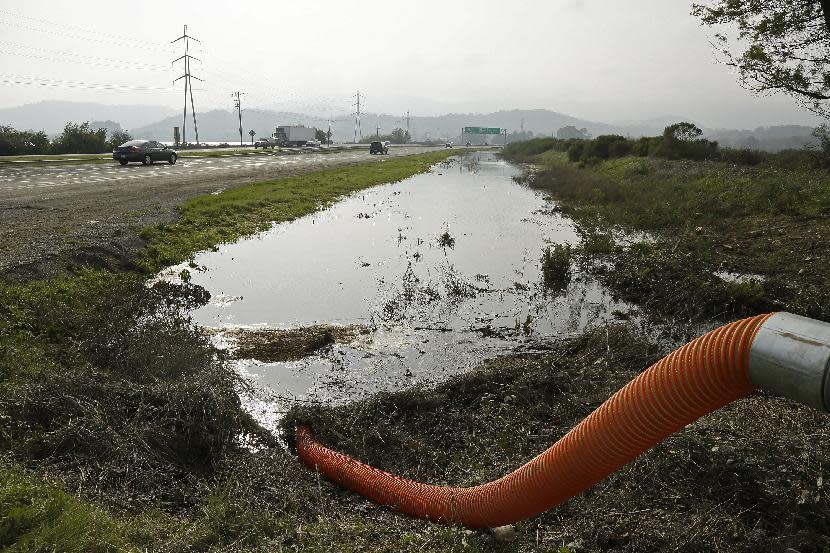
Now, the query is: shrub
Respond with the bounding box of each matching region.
[718,147,767,166]
[567,141,586,162]
[50,122,109,155]
[541,244,572,290]
[0,271,269,507]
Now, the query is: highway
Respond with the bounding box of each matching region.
[0,145,434,202]
[0,145,444,279]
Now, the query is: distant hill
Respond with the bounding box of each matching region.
[131,107,617,143]
[131,109,332,143]
[704,125,817,152]
[0,101,177,135]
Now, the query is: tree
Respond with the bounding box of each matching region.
[556,126,591,139]
[389,127,411,144]
[107,129,132,150]
[315,129,327,143]
[663,122,703,142]
[0,126,50,155]
[653,122,718,160]
[692,1,830,117]
[51,122,108,154]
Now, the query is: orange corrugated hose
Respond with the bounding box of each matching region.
[295,313,774,528]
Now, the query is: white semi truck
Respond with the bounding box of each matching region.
[273,125,317,147]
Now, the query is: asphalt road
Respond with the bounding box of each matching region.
[0,146,434,202]
[0,145,443,280]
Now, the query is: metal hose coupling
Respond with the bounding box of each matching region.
[749,312,830,411]
[296,313,830,528]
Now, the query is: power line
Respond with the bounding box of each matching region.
[0,73,181,93]
[172,25,202,146]
[0,8,171,51]
[0,17,171,53]
[0,47,172,74]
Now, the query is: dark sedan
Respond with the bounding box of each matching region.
[369,141,388,155]
[113,140,177,166]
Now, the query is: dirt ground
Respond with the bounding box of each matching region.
[0,146,440,281]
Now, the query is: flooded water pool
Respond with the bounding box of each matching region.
[168,152,627,423]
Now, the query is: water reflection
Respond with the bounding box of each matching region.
[169,152,629,421]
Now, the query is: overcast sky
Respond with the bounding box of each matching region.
[0,0,821,128]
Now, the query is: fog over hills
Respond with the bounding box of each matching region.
[129,107,618,144]
[0,101,177,135]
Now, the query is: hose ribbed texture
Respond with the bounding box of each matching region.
[296,313,773,528]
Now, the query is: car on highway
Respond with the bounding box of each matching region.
[304,139,322,147]
[369,141,388,155]
[254,137,280,149]
[113,140,177,166]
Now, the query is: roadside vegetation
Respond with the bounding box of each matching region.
[503,131,830,326]
[359,127,412,144]
[0,123,131,156]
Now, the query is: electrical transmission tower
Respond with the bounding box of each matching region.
[172,25,202,146]
[353,90,362,143]
[232,91,244,146]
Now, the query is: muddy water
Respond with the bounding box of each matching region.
[176,152,626,422]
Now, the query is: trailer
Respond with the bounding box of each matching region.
[273,125,317,147]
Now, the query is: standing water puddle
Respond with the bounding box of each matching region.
[168,152,627,424]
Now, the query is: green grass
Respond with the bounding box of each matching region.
[510,149,830,322]
[526,152,830,232]
[140,150,457,270]
[0,465,131,553]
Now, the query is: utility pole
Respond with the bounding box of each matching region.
[327,116,333,145]
[353,90,362,143]
[521,118,524,132]
[376,125,380,137]
[172,25,202,146]
[232,91,244,147]
[406,110,410,136]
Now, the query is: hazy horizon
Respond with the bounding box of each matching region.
[0,1,822,129]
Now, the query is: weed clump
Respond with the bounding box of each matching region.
[541,244,572,291]
[0,270,270,509]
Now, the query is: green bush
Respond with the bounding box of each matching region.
[0,127,50,156]
[567,141,586,162]
[718,147,768,166]
[541,244,572,290]
[50,122,108,155]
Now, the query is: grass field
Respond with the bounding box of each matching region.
[502,146,830,325]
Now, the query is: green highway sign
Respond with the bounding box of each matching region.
[463,126,502,135]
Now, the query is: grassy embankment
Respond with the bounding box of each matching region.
[503,139,830,327]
